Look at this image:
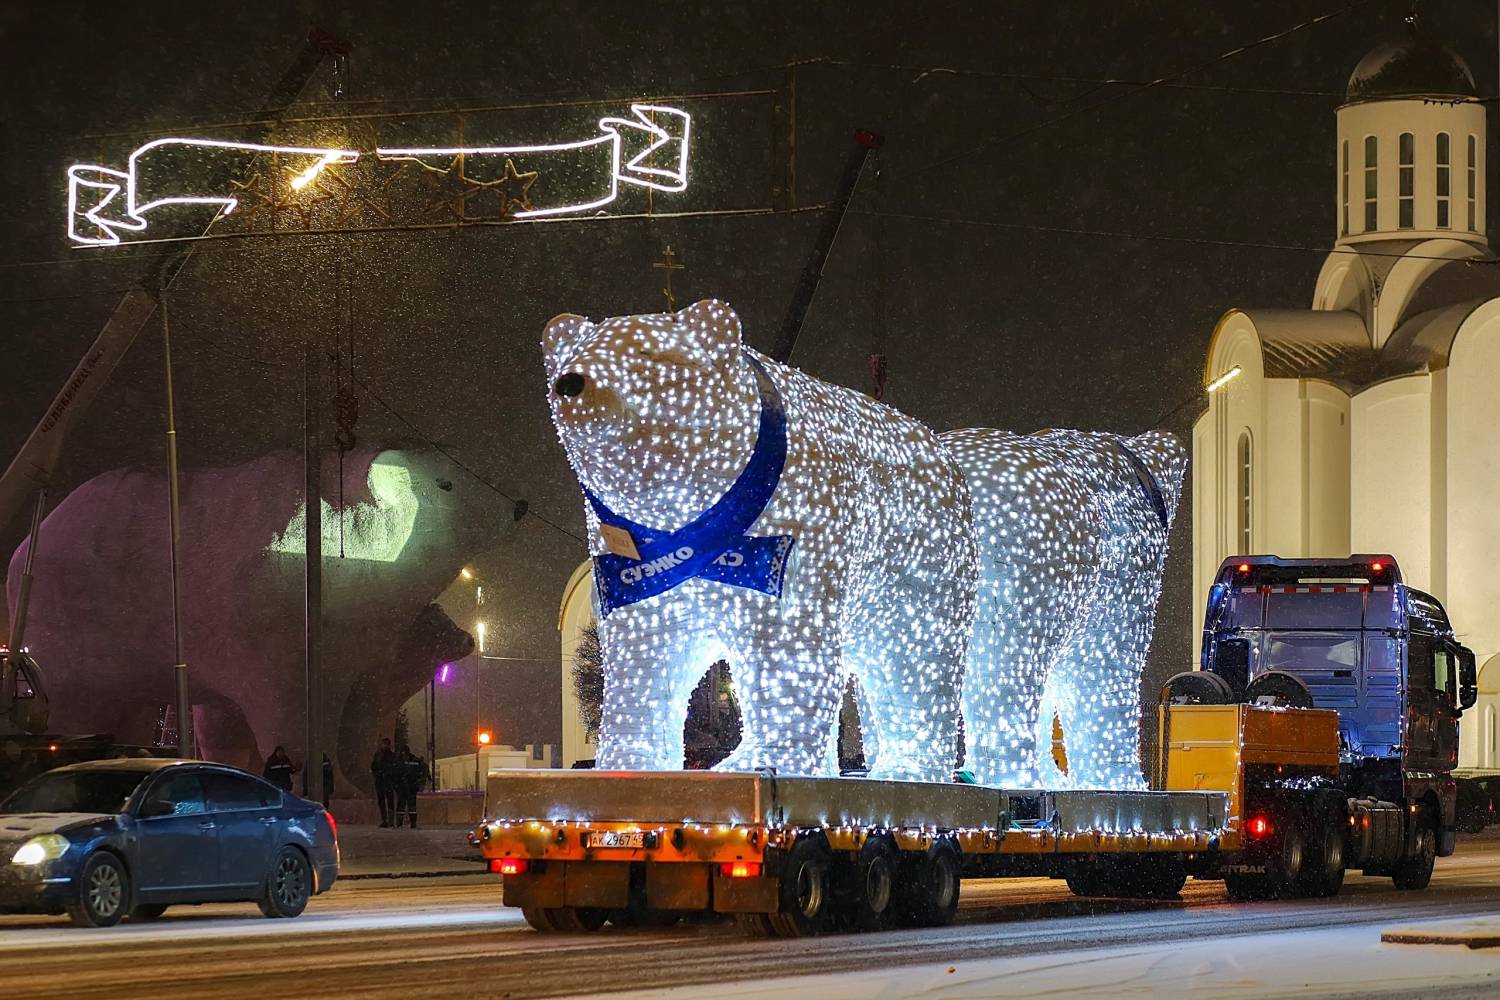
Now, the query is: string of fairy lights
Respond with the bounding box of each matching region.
[545,300,1184,787]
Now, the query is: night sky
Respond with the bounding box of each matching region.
[1,0,1494,756]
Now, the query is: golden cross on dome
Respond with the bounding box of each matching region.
[653,244,686,310]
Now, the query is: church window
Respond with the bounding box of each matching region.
[1436,133,1451,229]
[1364,136,1378,231]
[1340,140,1349,236]
[1236,431,1252,553]
[1398,132,1414,229]
[1469,134,1478,232]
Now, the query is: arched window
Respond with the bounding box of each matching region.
[1469,134,1479,232]
[1236,431,1253,553]
[1363,136,1378,231]
[1398,132,1415,229]
[1436,133,1451,229]
[1340,140,1349,236]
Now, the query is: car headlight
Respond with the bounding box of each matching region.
[11,834,70,866]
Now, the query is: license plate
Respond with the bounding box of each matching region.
[587,830,646,849]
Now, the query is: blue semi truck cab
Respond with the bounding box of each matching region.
[1198,554,1478,862]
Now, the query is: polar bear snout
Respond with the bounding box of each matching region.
[553,372,587,398]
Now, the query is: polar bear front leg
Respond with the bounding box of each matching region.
[716,605,844,777]
[595,598,715,771]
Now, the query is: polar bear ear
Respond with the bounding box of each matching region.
[676,299,742,362]
[541,313,589,367]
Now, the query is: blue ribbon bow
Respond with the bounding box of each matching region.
[585,354,796,617]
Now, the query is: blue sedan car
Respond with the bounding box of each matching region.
[0,758,339,926]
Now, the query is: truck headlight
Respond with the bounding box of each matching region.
[11,834,69,866]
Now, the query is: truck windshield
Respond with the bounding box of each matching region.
[0,770,149,815]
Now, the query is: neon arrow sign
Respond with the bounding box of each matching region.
[67,103,691,246]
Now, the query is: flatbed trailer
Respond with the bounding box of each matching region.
[477,704,1436,936]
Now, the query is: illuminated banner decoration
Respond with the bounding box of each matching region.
[67,103,691,246]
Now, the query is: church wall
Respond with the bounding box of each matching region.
[1303,381,1351,557]
[1193,315,1266,644]
[1262,380,1306,556]
[1446,309,1500,768]
[1350,376,1434,589]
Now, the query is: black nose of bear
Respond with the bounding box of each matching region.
[554,372,586,398]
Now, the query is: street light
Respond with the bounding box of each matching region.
[476,728,492,790]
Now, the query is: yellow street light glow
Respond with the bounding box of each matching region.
[1205,366,1242,393]
[478,730,492,746]
[460,566,474,581]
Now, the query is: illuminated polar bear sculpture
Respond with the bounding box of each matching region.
[543,300,1184,787]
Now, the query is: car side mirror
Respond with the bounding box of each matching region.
[1459,647,1478,712]
[137,800,174,819]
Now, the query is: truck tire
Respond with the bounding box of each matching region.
[1301,822,1346,898]
[1392,815,1436,891]
[1161,671,1235,705]
[1224,873,1269,901]
[529,906,608,932]
[1244,671,1314,709]
[522,907,558,932]
[895,841,961,927]
[1065,870,1102,897]
[839,838,897,932]
[766,836,832,937]
[1266,815,1306,898]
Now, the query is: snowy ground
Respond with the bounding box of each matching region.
[605,918,1500,999]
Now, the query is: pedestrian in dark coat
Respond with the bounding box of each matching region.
[321,754,334,807]
[263,746,296,792]
[396,743,426,829]
[371,738,398,827]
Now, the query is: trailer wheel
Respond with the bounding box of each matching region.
[896,841,961,928]
[733,913,777,938]
[541,906,609,932]
[765,836,831,937]
[1266,815,1306,899]
[522,907,561,932]
[1392,813,1436,891]
[838,838,897,932]
[1065,870,1102,897]
[1224,873,1269,901]
[1302,822,1346,898]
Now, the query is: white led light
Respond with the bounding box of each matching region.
[11,834,68,866]
[67,104,691,246]
[544,301,1183,788]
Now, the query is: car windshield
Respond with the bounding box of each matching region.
[0,770,149,815]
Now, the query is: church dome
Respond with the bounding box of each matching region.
[1347,30,1478,102]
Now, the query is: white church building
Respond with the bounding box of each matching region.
[1193,29,1500,769]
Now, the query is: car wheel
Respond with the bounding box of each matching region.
[130,904,170,922]
[68,852,129,928]
[258,846,312,918]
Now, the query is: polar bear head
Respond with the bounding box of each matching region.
[542,300,761,531]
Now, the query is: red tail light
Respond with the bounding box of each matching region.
[1248,815,1272,838]
[1371,562,1384,572]
[323,808,338,843]
[720,861,762,878]
[492,857,528,876]
[1237,563,1251,574]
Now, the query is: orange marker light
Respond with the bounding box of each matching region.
[1237,563,1251,574]
[477,730,492,746]
[720,861,762,878]
[1371,562,1384,572]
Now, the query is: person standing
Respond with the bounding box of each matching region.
[263,745,296,792]
[370,737,397,828]
[396,743,426,829]
[321,754,335,808]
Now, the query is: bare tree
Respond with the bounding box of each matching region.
[572,621,604,740]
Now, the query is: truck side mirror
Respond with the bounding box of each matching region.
[1458,647,1478,712]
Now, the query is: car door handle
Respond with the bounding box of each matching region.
[259,816,278,825]
[198,821,216,831]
